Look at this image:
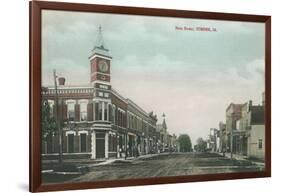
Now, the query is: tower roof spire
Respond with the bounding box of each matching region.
[95,25,106,49]
[90,25,111,59]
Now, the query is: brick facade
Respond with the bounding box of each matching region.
[41,29,176,160]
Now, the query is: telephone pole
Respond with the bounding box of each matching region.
[230,129,233,159]
[53,69,63,164]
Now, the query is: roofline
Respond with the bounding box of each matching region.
[226,103,243,112]
[42,85,94,89]
[111,88,128,104]
[111,89,151,117]
[88,52,112,60]
[126,98,149,117]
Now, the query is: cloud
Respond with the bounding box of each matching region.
[42,10,265,145]
[111,58,264,144]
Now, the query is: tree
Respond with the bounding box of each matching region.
[194,137,207,152]
[41,99,57,141]
[178,134,192,152]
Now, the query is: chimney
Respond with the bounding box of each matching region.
[58,77,65,86]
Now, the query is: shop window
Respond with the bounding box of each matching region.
[68,134,74,153]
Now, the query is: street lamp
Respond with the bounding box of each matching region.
[53,69,63,165]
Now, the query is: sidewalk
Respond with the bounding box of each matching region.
[87,153,167,167]
[216,152,265,167]
[42,152,187,173]
[218,152,248,161]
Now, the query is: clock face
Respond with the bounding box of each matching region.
[98,60,109,72]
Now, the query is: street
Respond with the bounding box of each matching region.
[42,152,264,184]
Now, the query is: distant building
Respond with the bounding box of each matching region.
[156,118,167,152]
[207,128,219,152]
[156,116,176,152]
[219,122,226,152]
[171,134,178,151]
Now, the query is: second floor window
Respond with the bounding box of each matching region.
[47,100,54,118]
[95,101,103,121]
[80,101,87,121]
[112,105,116,124]
[67,102,75,121]
[104,102,108,121]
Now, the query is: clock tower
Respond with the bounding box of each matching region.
[89,26,112,86]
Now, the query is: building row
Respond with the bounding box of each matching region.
[41,27,177,160]
[207,94,265,160]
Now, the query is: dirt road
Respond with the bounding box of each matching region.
[66,152,263,183]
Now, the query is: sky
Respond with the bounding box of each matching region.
[42,10,265,145]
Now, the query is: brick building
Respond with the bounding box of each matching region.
[41,27,164,160]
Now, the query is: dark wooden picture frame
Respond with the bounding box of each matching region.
[30,1,271,192]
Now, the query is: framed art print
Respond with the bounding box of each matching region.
[30,1,271,192]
